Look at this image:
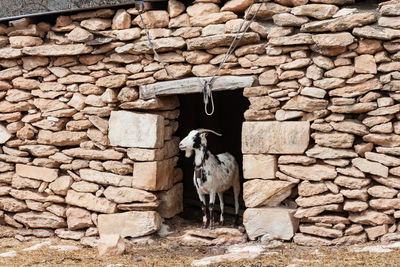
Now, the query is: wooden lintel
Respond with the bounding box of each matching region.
[139,76,256,99]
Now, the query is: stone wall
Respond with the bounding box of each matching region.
[240,0,400,245]
[0,0,400,246]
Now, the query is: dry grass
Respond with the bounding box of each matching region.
[1,217,400,267]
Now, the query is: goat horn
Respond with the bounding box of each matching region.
[197,128,222,136]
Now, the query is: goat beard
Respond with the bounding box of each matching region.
[184,149,193,158]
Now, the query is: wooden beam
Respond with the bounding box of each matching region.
[139,75,256,99]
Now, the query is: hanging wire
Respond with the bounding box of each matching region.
[202,0,262,116]
[136,0,263,116]
[136,1,176,79]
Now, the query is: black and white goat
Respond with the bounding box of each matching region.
[179,129,240,229]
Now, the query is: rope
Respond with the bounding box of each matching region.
[136,1,176,79]
[202,0,262,116]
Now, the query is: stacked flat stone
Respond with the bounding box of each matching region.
[0,0,264,244]
[0,0,400,246]
[242,0,400,246]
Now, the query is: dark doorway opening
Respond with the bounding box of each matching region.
[176,89,249,226]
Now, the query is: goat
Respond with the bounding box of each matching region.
[179,128,240,229]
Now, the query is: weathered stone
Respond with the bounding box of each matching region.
[16,164,58,183]
[112,9,131,30]
[312,132,354,148]
[22,44,93,56]
[330,120,369,136]
[13,211,66,228]
[300,12,377,33]
[378,16,400,29]
[37,130,87,146]
[282,95,328,112]
[355,55,377,74]
[19,145,58,157]
[329,79,381,98]
[65,190,117,214]
[66,27,93,42]
[133,10,169,28]
[49,176,73,196]
[363,134,400,148]
[296,193,344,207]
[273,13,309,27]
[116,37,185,54]
[332,233,367,246]
[349,210,394,226]
[278,155,316,166]
[156,183,183,218]
[98,211,161,238]
[243,207,298,241]
[10,189,64,203]
[98,234,125,256]
[0,197,28,212]
[269,33,313,46]
[328,103,377,114]
[292,4,339,19]
[71,181,99,193]
[370,198,400,210]
[168,0,185,18]
[81,18,111,30]
[0,125,11,144]
[294,204,341,218]
[298,181,328,197]
[187,32,259,50]
[242,121,310,154]
[312,32,354,48]
[300,224,343,238]
[293,233,332,246]
[242,154,276,179]
[133,157,177,191]
[373,175,400,189]
[334,175,370,189]
[127,137,179,161]
[352,158,388,177]
[0,47,22,59]
[103,186,156,204]
[243,179,295,208]
[279,164,337,181]
[79,169,131,187]
[63,148,124,160]
[259,70,278,85]
[109,111,164,149]
[66,207,93,230]
[368,185,398,198]
[365,152,400,167]
[55,229,85,240]
[365,225,388,241]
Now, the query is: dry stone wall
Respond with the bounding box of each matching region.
[241,0,400,246]
[0,0,400,246]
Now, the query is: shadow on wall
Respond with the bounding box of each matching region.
[176,89,249,221]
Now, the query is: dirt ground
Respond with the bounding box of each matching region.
[1,217,400,267]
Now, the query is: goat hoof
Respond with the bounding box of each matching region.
[209,226,215,230]
[201,224,207,229]
[219,221,224,226]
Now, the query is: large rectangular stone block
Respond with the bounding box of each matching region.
[133,157,177,191]
[16,164,58,182]
[243,154,276,179]
[98,211,161,238]
[108,111,164,148]
[127,137,180,161]
[243,207,299,240]
[242,121,310,154]
[156,183,183,218]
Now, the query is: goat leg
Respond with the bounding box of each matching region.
[201,203,208,229]
[209,203,215,230]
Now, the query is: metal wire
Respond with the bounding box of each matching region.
[136,1,176,79]
[202,0,262,116]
